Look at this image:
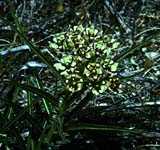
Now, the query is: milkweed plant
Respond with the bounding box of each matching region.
[49,24,120,95]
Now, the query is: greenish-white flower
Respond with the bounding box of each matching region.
[110,63,119,72]
[60,55,72,64]
[54,63,66,70]
[49,42,59,49]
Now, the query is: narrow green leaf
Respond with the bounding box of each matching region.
[10,81,58,107]
[65,123,143,135]
[0,15,60,79]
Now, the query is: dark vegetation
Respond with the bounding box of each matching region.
[0,0,160,149]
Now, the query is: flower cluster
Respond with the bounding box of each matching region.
[49,24,120,95]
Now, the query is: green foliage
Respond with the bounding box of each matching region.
[49,24,120,95]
